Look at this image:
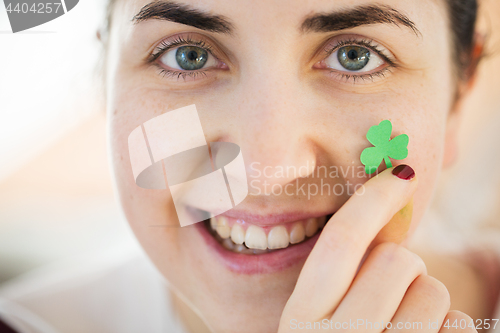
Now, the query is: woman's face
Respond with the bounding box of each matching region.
[106,0,458,331]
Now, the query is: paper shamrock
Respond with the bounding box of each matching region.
[360,120,409,174]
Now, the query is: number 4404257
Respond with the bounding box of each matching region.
[6,2,62,14]
[443,318,498,330]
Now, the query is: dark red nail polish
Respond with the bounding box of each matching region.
[392,165,415,180]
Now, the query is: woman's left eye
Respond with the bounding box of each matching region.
[323,45,385,72]
[159,45,218,71]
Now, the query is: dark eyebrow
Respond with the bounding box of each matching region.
[301,4,421,37]
[132,1,233,34]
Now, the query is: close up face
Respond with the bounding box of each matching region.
[105,0,461,331]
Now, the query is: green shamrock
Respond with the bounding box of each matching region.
[360,120,409,174]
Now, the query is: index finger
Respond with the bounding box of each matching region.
[282,165,418,320]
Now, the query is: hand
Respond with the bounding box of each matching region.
[278,166,476,333]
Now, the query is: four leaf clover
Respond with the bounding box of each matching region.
[360,120,409,174]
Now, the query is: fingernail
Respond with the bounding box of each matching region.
[392,165,415,180]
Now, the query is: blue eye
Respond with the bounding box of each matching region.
[176,46,208,70]
[337,46,370,71]
[160,45,217,71]
[324,45,385,72]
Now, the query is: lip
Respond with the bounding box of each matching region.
[204,208,335,227]
[195,221,321,274]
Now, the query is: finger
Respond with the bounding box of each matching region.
[383,275,450,333]
[371,198,413,250]
[283,165,418,320]
[438,311,477,333]
[331,243,426,331]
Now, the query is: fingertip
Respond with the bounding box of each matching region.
[392,164,416,181]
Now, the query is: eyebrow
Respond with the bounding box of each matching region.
[133,2,420,38]
[301,4,421,37]
[133,1,234,34]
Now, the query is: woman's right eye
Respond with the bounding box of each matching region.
[159,45,218,71]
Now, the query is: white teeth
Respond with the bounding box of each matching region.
[210,217,217,230]
[210,216,328,252]
[267,226,290,249]
[289,222,305,244]
[305,218,319,237]
[230,224,245,245]
[245,225,268,250]
[234,244,247,252]
[213,216,231,239]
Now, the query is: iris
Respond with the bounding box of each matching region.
[337,46,370,71]
[176,46,208,70]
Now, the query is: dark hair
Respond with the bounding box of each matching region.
[445,0,479,80]
[103,0,479,80]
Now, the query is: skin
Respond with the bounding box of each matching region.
[104,0,482,332]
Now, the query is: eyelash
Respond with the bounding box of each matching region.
[149,36,396,83]
[149,35,219,81]
[334,68,393,84]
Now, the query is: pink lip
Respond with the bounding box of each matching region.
[195,221,321,275]
[210,209,334,227]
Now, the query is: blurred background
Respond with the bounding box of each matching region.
[0,0,137,283]
[0,0,499,287]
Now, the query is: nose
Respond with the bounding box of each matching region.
[230,63,317,192]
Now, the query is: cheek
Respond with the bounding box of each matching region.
[404,116,445,236]
[106,73,183,262]
[380,91,450,236]
[106,66,195,223]
[317,86,451,235]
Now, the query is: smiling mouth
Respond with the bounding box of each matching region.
[204,213,334,255]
